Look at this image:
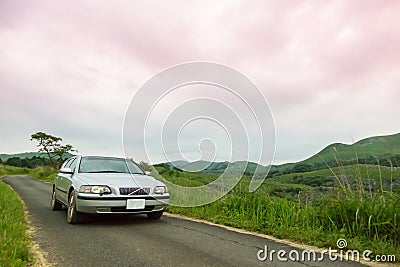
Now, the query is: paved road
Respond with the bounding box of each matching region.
[2,176,365,267]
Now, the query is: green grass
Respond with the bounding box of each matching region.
[0,182,32,266]
[0,164,29,177]
[169,188,399,260]
[165,163,400,260]
[0,164,57,183]
[0,164,56,266]
[27,166,57,183]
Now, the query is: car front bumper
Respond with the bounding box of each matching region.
[76,194,169,214]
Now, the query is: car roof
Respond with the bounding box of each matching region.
[79,155,129,160]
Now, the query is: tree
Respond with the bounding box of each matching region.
[53,144,76,163]
[5,157,21,167]
[30,132,76,167]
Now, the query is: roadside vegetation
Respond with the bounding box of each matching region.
[158,162,400,260]
[0,181,32,266]
[27,166,58,183]
[0,164,56,266]
[0,164,57,183]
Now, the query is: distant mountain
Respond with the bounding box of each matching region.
[169,160,269,174]
[169,160,190,169]
[0,152,46,161]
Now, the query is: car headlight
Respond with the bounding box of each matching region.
[80,185,111,195]
[154,186,168,194]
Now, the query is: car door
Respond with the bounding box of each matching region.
[55,158,72,204]
[63,157,78,198]
[57,157,77,203]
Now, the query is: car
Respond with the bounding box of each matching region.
[51,155,169,224]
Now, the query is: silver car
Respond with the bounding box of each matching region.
[51,156,169,224]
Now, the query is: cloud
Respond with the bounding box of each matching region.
[0,0,399,163]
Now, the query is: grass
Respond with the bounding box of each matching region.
[0,164,57,266]
[169,188,399,260]
[0,164,29,177]
[0,182,32,266]
[27,166,57,183]
[165,163,400,261]
[0,164,57,183]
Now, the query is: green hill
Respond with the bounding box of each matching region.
[275,133,400,173]
[0,152,74,162]
[306,133,400,163]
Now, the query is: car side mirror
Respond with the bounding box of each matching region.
[60,167,73,174]
[145,171,151,175]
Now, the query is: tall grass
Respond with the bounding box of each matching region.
[169,161,400,259]
[0,164,56,266]
[319,154,400,257]
[0,164,28,177]
[0,182,32,266]
[27,166,57,183]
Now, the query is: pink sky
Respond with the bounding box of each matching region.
[1,0,399,164]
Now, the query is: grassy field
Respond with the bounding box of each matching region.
[159,164,400,260]
[0,181,32,266]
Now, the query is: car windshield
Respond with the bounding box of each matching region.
[79,157,145,174]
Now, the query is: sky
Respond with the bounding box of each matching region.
[1,0,399,165]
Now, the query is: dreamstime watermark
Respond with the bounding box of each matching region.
[257,238,396,263]
[123,62,276,207]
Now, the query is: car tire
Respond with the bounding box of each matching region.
[67,190,84,224]
[51,187,62,211]
[147,211,163,220]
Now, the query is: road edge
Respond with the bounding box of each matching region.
[26,212,53,267]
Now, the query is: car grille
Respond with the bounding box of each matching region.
[119,187,150,195]
[111,206,155,212]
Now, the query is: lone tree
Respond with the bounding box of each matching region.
[30,132,76,167]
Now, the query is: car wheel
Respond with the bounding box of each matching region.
[67,190,84,224]
[147,211,163,220]
[51,187,63,211]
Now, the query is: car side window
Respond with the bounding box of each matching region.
[62,158,72,169]
[68,158,77,172]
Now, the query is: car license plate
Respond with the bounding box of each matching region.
[126,199,145,209]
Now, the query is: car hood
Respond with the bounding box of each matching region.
[76,173,164,188]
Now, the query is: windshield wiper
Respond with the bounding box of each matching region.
[130,172,145,175]
[86,170,126,173]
